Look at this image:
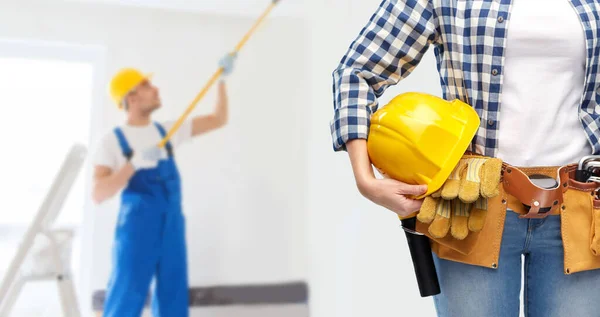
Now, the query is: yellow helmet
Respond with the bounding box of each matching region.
[367,92,480,199]
[109,68,153,109]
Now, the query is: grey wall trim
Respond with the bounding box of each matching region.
[92,281,308,310]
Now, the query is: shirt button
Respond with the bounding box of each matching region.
[488,120,495,126]
[492,69,499,76]
[497,16,504,23]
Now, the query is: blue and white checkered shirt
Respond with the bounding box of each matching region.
[330,0,600,157]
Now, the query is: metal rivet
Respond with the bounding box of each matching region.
[492,69,499,76]
[488,119,494,126]
[553,200,558,206]
[566,268,571,274]
[497,16,504,23]
[507,168,512,173]
[502,199,507,204]
[492,263,497,268]
[533,201,540,207]
[562,205,566,210]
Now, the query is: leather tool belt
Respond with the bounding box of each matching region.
[503,163,600,217]
[415,157,600,274]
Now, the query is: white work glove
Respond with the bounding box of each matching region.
[219,52,237,78]
[130,146,166,170]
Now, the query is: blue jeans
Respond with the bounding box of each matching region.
[432,211,600,317]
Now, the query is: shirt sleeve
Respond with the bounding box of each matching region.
[92,131,118,170]
[330,0,439,151]
[161,119,193,148]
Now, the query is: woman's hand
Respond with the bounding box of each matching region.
[358,177,427,218]
[346,139,427,218]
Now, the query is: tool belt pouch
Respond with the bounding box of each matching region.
[415,191,506,269]
[562,166,600,274]
[414,160,600,272]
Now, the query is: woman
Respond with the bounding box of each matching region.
[330,0,600,316]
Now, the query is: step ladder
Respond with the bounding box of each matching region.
[0,143,87,317]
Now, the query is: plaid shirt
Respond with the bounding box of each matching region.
[330,0,600,157]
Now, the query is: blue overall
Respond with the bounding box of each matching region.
[103,122,189,317]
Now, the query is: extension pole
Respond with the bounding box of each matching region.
[158,0,281,148]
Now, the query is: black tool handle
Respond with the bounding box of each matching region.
[401,217,441,297]
[575,170,591,182]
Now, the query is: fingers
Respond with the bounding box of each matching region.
[451,214,469,240]
[417,196,437,223]
[391,197,424,217]
[369,179,433,218]
[392,183,428,217]
[396,183,428,197]
[480,158,503,198]
[468,197,488,231]
[400,199,424,216]
[441,159,468,200]
[451,200,471,240]
[428,199,451,238]
[453,199,472,217]
[386,193,425,218]
[468,208,487,232]
[429,213,451,239]
[459,158,485,203]
[441,180,461,200]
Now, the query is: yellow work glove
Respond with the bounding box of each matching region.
[417,156,502,240]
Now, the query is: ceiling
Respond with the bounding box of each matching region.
[63,0,305,18]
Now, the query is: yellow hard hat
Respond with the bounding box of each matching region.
[109,68,153,109]
[367,92,480,199]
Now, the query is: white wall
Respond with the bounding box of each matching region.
[0,0,308,315]
[64,0,305,18]
[306,1,442,316]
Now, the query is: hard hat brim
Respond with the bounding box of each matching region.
[117,72,154,109]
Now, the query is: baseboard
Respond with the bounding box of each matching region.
[92,281,309,311]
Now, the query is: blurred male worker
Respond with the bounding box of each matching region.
[91,53,236,317]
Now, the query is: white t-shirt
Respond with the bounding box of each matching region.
[496,0,591,167]
[93,120,193,171]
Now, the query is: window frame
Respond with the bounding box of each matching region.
[0,37,106,314]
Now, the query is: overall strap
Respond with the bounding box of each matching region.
[153,122,174,157]
[113,127,133,160]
